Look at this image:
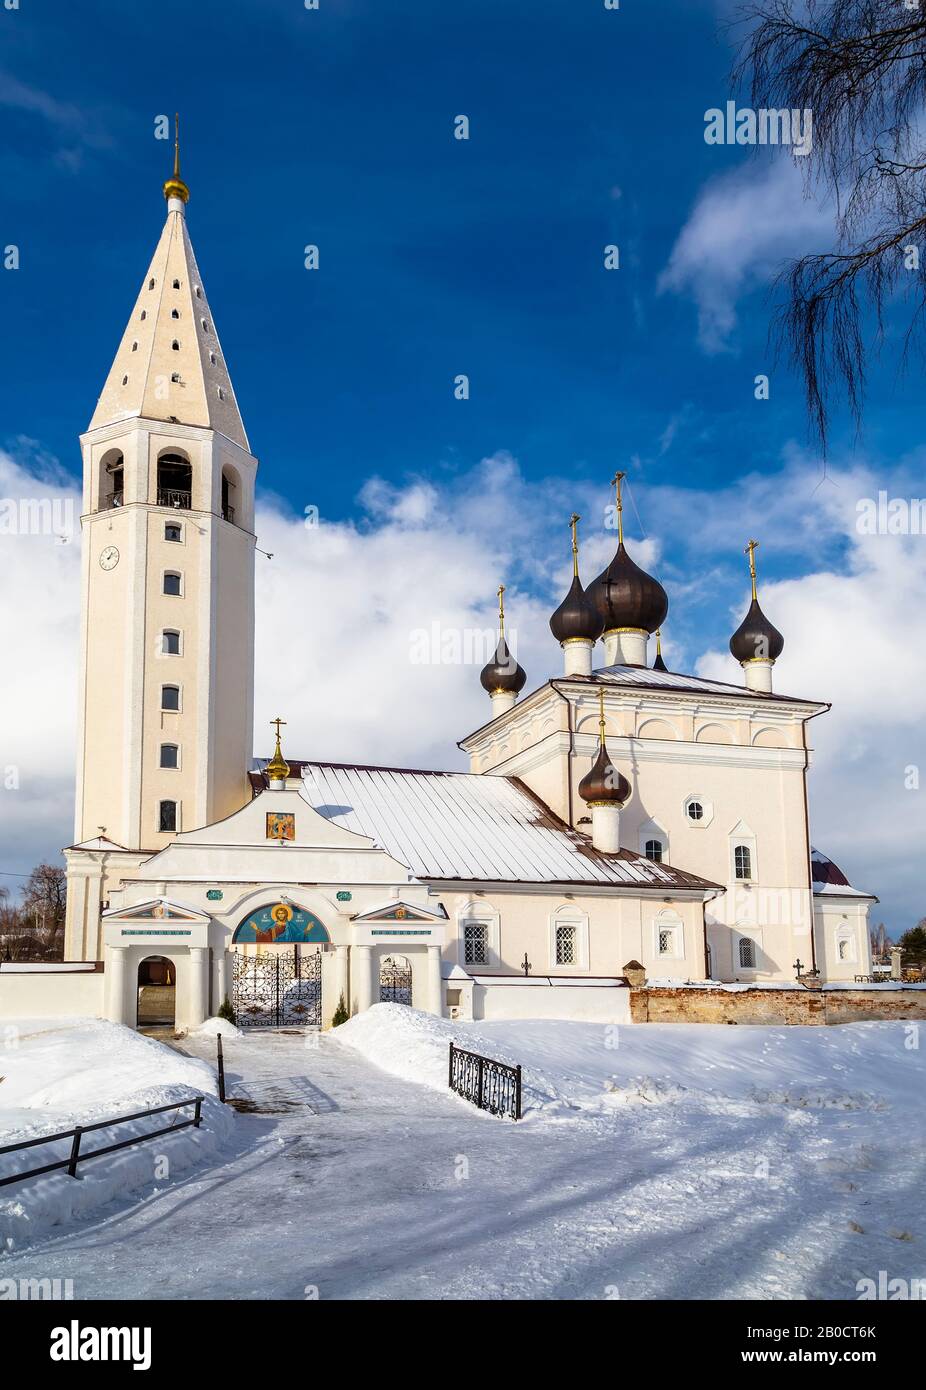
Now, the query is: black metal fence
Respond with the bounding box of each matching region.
[448,1041,521,1120]
[0,1095,204,1189]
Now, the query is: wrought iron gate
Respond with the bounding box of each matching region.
[380,959,412,1006]
[233,947,322,1028]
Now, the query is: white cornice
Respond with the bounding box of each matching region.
[493,729,809,773]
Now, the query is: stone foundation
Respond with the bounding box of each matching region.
[627,983,926,1026]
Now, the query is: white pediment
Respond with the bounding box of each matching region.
[351,900,448,924]
[103,895,210,923]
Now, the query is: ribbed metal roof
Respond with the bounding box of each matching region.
[295,760,717,891]
[593,665,815,702]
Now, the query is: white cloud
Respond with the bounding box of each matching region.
[659,158,834,351]
[0,444,922,934]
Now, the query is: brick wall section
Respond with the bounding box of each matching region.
[628,985,926,1026]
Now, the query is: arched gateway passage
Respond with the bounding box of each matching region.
[136,955,176,1030]
[232,903,330,1028]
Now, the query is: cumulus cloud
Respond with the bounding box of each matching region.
[659,158,834,351]
[0,443,922,932]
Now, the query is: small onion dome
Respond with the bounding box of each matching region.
[587,543,668,636]
[480,635,526,694]
[550,573,603,644]
[578,739,631,805]
[729,597,784,664]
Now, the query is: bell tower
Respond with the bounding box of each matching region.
[73,124,256,851]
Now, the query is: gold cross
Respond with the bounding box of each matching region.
[611,471,625,544]
[271,716,287,741]
[570,513,580,577]
[497,583,505,634]
[745,539,759,599]
[598,685,606,739]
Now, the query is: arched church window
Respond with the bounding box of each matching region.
[161,685,180,711]
[463,921,489,966]
[644,838,664,863]
[738,936,757,970]
[734,845,752,880]
[172,278,180,289]
[163,572,182,596]
[164,523,182,542]
[100,451,124,510]
[158,800,177,833]
[171,339,180,351]
[171,308,180,320]
[162,630,181,655]
[159,744,179,769]
[157,451,192,510]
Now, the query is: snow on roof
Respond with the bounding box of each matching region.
[810,848,877,899]
[297,760,718,891]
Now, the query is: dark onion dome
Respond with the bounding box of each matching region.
[578,739,631,805]
[587,542,668,636]
[550,573,604,645]
[729,597,784,663]
[479,635,527,694]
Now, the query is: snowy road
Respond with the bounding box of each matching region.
[2,1019,923,1300]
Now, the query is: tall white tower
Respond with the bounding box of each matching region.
[73,132,256,851]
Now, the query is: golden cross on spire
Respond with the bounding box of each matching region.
[598,686,607,741]
[497,583,506,635]
[271,715,287,742]
[266,716,290,782]
[163,112,190,204]
[655,627,663,656]
[611,471,625,545]
[745,539,759,600]
[570,513,580,578]
[173,112,181,179]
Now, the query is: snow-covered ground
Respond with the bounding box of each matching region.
[0,1018,231,1249]
[0,1008,922,1299]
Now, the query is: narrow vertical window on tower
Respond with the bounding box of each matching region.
[159,744,179,769]
[734,844,753,880]
[163,572,182,596]
[160,684,180,711]
[161,630,181,655]
[158,800,177,833]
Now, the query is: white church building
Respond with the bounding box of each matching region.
[61,145,876,1032]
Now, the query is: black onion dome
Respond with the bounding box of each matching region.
[587,543,668,635]
[549,573,604,645]
[578,740,631,805]
[729,597,784,663]
[480,635,527,694]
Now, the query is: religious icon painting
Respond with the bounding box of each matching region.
[266,812,295,841]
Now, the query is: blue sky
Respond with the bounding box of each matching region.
[1,0,924,928]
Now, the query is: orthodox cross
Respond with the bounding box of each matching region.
[521,952,532,977]
[745,538,759,600]
[793,959,804,980]
[271,715,287,742]
[611,471,625,544]
[497,584,506,636]
[570,513,580,577]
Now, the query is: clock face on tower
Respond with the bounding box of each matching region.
[99,546,120,571]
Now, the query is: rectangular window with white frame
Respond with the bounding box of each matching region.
[654,912,684,961]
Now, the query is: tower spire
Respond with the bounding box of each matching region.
[163,112,190,205]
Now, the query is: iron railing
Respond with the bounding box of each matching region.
[157,488,192,509]
[449,1041,521,1120]
[0,1095,204,1188]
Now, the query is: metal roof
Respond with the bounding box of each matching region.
[590,665,824,705]
[295,760,718,892]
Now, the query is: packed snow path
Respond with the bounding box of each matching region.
[1,1024,922,1300]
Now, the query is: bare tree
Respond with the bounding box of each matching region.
[736,1,926,444]
[22,863,67,959]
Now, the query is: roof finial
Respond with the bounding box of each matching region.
[611,471,625,546]
[746,538,759,601]
[497,583,506,636]
[266,716,290,782]
[598,686,607,742]
[163,112,190,205]
[570,513,580,578]
[656,627,663,656]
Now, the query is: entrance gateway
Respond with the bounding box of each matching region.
[231,903,329,1028]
